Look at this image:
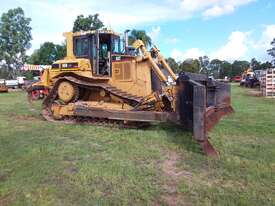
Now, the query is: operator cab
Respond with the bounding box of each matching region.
[73,30,125,77]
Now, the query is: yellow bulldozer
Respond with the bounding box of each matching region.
[28,29,233,156]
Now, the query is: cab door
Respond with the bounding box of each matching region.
[91,32,112,77]
[91,32,99,75]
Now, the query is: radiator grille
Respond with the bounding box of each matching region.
[114,64,123,80]
[124,63,131,80]
[113,63,131,81]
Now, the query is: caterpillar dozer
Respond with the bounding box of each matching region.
[28,29,233,156]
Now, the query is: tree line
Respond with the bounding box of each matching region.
[0,7,275,79]
[166,57,272,79]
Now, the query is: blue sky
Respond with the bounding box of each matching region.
[1,0,275,62]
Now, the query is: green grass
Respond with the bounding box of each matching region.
[0,85,275,206]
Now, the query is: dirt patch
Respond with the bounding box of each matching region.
[0,174,9,182]
[0,169,12,183]
[8,89,23,92]
[245,89,262,97]
[64,161,79,175]
[0,193,15,206]
[155,151,192,206]
[15,115,43,122]
[162,151,192,180]
[64,167,79,174]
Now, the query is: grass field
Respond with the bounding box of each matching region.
[0,85,275,206]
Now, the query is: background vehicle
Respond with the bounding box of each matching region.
[28,29,233,156]
[5,79,19,89]
[24,75,48,100]
[232,75,241,82]
[0,79,8,92]
[240,69,260,88]
[17,76,26,88]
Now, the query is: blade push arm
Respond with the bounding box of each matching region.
[133,40,177,83]
[151,47,177,81]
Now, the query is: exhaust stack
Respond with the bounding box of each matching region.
[124,29,130,53]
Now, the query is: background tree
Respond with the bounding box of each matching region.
[179,59,200,73]
[260,61,272,70]
[73,14,104,32]
[0,64,9,79]
[231,60,249,77]
[28,42,66,65]
[128,29,152,48]
[0,7,32,78]
[250,58,261,70]
[267,38,275,65]
[166,57,180,73]
[219,61,232,78]
[199,56,210,74]
[209,59,222,78]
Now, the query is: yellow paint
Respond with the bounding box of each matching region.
[57,81,76,103]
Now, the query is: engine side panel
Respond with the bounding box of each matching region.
[110,60,153,97]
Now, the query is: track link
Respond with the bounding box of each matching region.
[42,108,150,129]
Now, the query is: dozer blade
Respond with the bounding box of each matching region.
[176,72,233,156]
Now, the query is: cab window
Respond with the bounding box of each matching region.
[100,44,108,58]
[74,38,89,57]
[112,38,121,54]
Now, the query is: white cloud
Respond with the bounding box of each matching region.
[256,25,275,49]
[180,0,255,18]
[172,31,247,62]
[0,0,255,53]
[148,26,161,44]
[215,25,275,61]
[180,0,218,13]
[166,37,179,44]
[171,48,206,61]
[16,0,176,52]
[21,0,176,30]
[203,5,235,18]
[27,32,65,55]
[249,25,275,60]
[210,31,249,60]
[171,49,183,61]
[170,25,275,62]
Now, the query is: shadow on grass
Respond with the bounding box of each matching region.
[148,122,204,155]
